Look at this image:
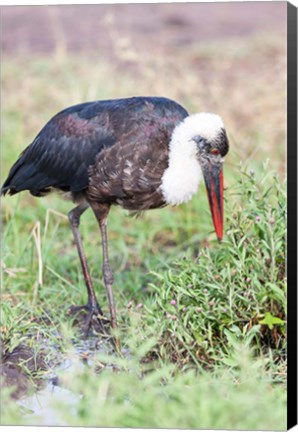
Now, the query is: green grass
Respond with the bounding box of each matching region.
[2,342,287,429]
[1,33,286,428]
[1,166,287,428]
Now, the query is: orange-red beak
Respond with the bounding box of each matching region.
[202,162,224,241]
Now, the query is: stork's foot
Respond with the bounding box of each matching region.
[68,304,110,339]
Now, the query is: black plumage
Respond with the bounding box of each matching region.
[1,96,190,345]
[2,97,188,202]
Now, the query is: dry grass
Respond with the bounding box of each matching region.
[2,31,286,183]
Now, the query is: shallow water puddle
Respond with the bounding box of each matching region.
[16,337,118,425]
[18,382,82,426]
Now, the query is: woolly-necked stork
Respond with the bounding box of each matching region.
[1,96,229,338]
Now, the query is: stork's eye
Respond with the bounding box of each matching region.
[211,148,220,155]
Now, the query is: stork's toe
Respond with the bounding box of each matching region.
[68,304,110,338]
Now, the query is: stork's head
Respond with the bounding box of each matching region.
[193,114,229,241]
[162,113,229,241]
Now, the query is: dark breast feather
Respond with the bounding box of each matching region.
[87,98,188,210]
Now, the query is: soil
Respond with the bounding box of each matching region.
[0,342,47,399]
[2,3,286,56]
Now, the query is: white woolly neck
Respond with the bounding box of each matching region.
[160,112,224,206]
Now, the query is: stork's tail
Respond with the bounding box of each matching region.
[1,150,32,196]
[1,166,21,196]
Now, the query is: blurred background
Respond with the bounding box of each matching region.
[2,2,286,178]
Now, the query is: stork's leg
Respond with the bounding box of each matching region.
[68,202,108,337]
[90,203,117,330]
